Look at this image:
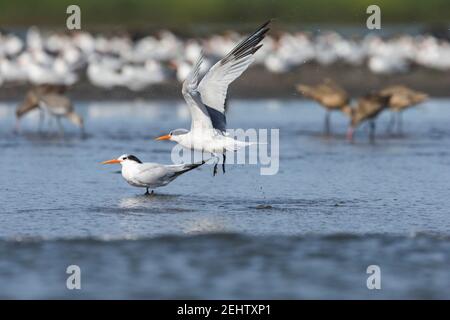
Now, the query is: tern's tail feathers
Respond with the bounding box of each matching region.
[174,161,206,176]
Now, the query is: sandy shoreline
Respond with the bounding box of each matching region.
[1,63,449,101]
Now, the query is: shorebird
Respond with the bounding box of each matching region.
[346,92,390,142]
[296,79,351,135]
[38,93,84,134]
[101,154,205,195]
[155,20,271,176]
[16,85,83,134]
[15,84,67,131]
[379,85,428,133]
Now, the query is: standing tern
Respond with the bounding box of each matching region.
[101,154,205,195]
[155,20,271,176]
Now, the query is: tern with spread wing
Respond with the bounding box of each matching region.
[155,21,271,176]
[102,154,205,195]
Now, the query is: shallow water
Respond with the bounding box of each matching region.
[1,99,450,298]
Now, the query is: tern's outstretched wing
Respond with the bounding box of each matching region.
[197,20,271,132]
[181,54,214,133]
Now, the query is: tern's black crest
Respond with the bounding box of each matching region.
[127,155,142,163]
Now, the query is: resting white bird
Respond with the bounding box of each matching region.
[101,154,205,195]
[155,20,271,176]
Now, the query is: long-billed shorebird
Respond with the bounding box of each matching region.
[379,85,428,134]
[38,93,84,134]
[15,85,83,134]
[101,154,205,195]
[296,78,351,135]
[346,92,390,142]
[155,20,271,176]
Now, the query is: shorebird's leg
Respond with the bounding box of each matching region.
[397,112,403,134]
[369,120,376,142]
[57,117,65,136]
[145,188,150,195]
[38,109,45,132]
[47,113,53,129]
[222,153,226,174]
[324,110,331,135]
[13,119,20,134]
[80,125,86,139]
[386,112,395,134]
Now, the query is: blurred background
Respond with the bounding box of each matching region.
[0,0,450,99]
[1,0,450,28]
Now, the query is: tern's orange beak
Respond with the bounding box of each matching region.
[155,134,171,141]
[101,159,121,165]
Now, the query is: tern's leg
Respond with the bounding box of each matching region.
[324,110,331,136]
[222,153,226,174]
[369,120,376,143]
[211,153,220,177]
[145,188,149,195]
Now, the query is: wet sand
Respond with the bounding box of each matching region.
[1,63,449,101]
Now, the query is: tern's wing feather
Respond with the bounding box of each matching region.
[197,20,270,132]
[135,162,204,186]
[181,54,214,132]
[134,163,173,186]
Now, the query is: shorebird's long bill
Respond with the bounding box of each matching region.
[155,134,171,141]
[101,159,121,164]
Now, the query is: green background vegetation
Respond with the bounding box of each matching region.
[0,0,448,31]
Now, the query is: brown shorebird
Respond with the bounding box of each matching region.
[15,85,82,134]
[296,78,351,135]
[379,85,428,133]
[38,93,83,134]
[346,92,390,142]
[16,85,67,129]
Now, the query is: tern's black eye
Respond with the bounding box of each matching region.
[123,157,127,160]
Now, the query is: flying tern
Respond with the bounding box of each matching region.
[155,20,271,176]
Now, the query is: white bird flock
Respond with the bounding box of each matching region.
[1,27,450,90]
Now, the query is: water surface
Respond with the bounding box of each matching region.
[1,99,449,298]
